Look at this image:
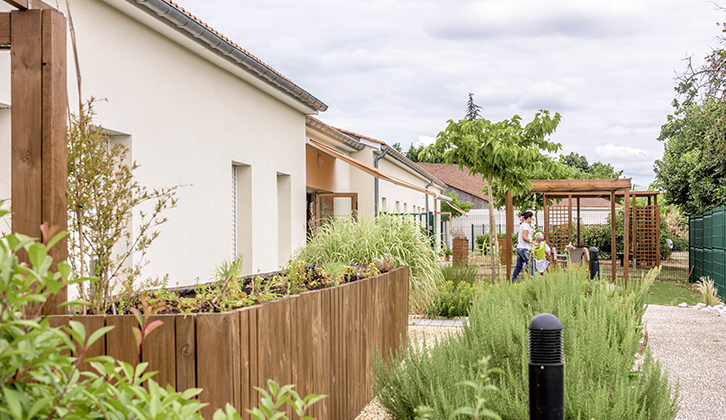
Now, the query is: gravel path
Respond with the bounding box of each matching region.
[357,305,726,420]
[643,304,726,420]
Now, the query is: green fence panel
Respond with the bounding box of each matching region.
[713,249,726,299]
[713,208,726,250]
[689,248,695,282]
[694,247,703,281]
[694,216,703,248]
[705,211,713,249]
[689,217,695,248]
[704,248,713,282]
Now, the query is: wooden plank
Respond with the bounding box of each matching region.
[239,309,250,419]
[347,281,361,418]
[142,315,176,389]
[196,312,241,418]
[611,190,616,283]
[255,303,271,414]
[11,9,42,263]
[5,0,29,10]
[174,315,196,393]
[529,178,632,193]
[0,13,10,46]
[568,195,573,248]
[361,277,372,405]
[105,315,138,365]
[247,306,258,420]
[576,197,581,246]
[40,8,67,314]
[331,286,341,419]
[505,190,513,281]
[318,287,331,420]
[71,315,106,372]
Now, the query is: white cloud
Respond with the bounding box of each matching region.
[415,135,436,147]
[517,81,580,111]
[594,143,649,161]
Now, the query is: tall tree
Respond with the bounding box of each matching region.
[654,17,726,215]
[465,93,483,121]
[560,152,589,173]
[426,110,561,281]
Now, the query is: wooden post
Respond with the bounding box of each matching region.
[576,197,581,246]
[10,8,67,315]
[655,195,661,267]
[623,188,630,288]
[632,195,637,270]
[611,190,616,283]
[506,190,513,282]
[543,194,549,253]
[567,195,572,246]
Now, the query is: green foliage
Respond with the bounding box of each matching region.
[67,99,179,314]
[426,264,483,318]
[0,206,209,419]
[295,213,441,313]
[475,235,490,255]
[373,267,679,420]
[214,379,325,420]
[441,191,475,222]
[559,152,623,180]
[465,93,483,122]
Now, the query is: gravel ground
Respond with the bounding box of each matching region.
[357,306,726,420]
[643,304,726,420]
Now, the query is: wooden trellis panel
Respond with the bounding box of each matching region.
[633,205,659,268]
[547,204,572,256]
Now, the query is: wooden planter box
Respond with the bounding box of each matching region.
[452,238,469,263]
[47,267,410,420]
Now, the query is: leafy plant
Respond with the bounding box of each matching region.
[373,267,679,420]
[450,356,502,420]
[213,379,325,420]
[129,298,165,365]
[0,206,208,419]
[696,276,722,306]
[295,213,441,313]
[475,235,490,255]
[67,99,179,314]
[427,264,482,318]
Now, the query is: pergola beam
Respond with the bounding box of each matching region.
[0,13,9,45]
[530,178,632,193]
[543,190,660,199]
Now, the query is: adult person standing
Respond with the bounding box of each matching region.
[512,210,534,282]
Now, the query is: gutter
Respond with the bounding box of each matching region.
[306,117,364,151]
[127,0,328,112]
[374,148,389,217]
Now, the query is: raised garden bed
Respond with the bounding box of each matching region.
[48,266,410,420]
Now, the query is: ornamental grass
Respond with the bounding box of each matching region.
[372,266,679,420]
[295,213,440,313]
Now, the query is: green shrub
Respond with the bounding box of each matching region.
[373,267,678,420]
[295,213,440,313]
[426,264,483,318]
[475,234,490,255]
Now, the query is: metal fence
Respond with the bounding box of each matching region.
[690,207,726,299]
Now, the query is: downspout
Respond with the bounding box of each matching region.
[374,148,389,217]
[425,179,435,235]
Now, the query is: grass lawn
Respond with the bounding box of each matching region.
[640,280,701,306]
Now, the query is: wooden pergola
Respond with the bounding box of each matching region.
[504,179,660,288]
[4,0,68,314]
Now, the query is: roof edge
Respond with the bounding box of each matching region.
[305,117,364,151]
[127,0,328,112]
[380,145,447,189]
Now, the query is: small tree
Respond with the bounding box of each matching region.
[426,110,561,281]
[465,93,483,121]
[67,99,178,314]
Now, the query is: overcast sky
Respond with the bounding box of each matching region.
[178,0,721,188]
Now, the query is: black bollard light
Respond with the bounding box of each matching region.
[589,247,600,280]
[529,313,564,420]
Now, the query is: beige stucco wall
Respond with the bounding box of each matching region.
[0,0,311,286]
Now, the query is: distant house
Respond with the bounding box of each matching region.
[1,0,328,284]
[305,118,447,245]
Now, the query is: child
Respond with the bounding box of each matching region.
[532,232,552,274]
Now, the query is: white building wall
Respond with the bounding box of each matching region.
[0,0,310,285]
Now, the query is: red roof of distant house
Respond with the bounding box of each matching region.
[550,197,621,208]
[415,163,492,202]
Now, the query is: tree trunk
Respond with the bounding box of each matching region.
[487,174,498,283]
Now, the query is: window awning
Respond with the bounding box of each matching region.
[309,139,436,196]
[307,139,469,216]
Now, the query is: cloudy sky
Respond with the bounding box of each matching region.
[179,0,721,188]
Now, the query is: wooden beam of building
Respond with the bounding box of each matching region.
[529,179,632,193]
[543,190,660,199]
[0,13,9,46]
[4,0,28,10]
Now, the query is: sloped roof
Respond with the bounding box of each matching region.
[415,163,491,202]
[129,0,327,112]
